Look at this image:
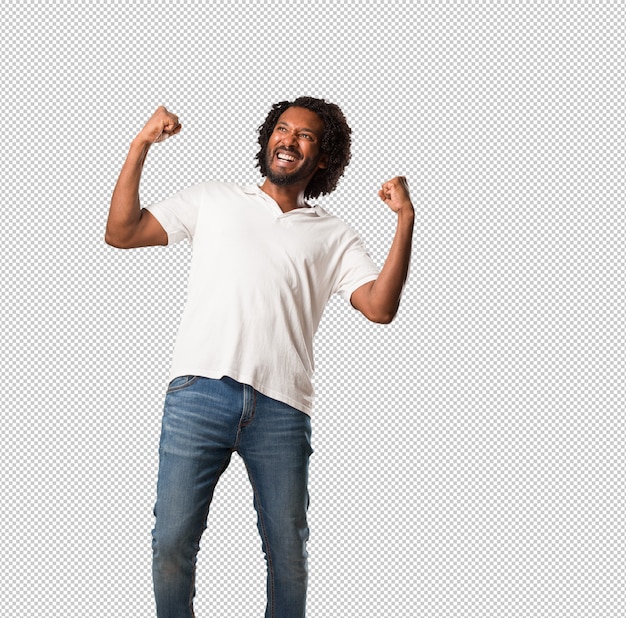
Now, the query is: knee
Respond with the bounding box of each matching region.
[264,514,310,567]
[152,524,201,574]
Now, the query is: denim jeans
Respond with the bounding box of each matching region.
[152,375,313,618]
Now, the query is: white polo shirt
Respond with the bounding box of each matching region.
[146,181,379,415]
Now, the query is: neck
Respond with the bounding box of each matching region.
[260,179,309,213]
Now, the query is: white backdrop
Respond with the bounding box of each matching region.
[1,1,625,616]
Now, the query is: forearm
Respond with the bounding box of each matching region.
[368,208,415,321]
[105,139,151,244]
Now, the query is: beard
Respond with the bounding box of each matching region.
[265,148,321,187]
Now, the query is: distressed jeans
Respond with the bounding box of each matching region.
[152,376,313,618]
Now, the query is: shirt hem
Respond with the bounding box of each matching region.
[343,273,380,303]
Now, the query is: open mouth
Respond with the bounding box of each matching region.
[275,149,300,164]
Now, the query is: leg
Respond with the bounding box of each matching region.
[151,376,241,618]
[238,390,313,618]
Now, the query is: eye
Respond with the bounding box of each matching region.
[300,133,313,141]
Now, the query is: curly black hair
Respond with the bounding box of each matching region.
[255,96,352,199]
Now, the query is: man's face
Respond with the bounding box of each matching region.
[264,106,327,188]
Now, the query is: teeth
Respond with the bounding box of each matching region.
[277,152,296,162]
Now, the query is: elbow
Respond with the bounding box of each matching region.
[104,229,131,249]
[351,283,399,324]
[369,312,395,325]
[372,298,400,324]
[365,306,397,324]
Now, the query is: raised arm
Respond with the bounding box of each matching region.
[104,106,181,249]
[350,176,414,323]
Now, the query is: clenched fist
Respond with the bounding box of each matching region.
[378,176,413,214]
[136,106,182,145]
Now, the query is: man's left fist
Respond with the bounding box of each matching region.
[378,176,413,213]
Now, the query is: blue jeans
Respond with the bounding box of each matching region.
[152,376,313,618]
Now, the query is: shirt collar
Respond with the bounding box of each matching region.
[243,184,323,217]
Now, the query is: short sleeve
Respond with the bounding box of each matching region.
[333,233,379,302]
[145,183,205,245]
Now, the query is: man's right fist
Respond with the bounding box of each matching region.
[136,106,181,145]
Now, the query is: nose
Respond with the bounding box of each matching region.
[280,130,298,148]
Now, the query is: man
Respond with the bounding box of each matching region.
[105,97,414,618]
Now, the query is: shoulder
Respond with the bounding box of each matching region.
[183,180,256,207]
[195,179,238,194]
[313,205,362,239]
[199,180,262,201]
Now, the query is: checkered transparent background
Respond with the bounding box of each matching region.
[2,1,625,616]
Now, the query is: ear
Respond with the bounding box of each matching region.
[318,153,328,169]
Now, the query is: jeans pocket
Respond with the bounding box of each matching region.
[166,375,200,393]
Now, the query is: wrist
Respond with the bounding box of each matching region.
[128,138,152,166]
[397,204,415,224]
[130,135,153,153]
